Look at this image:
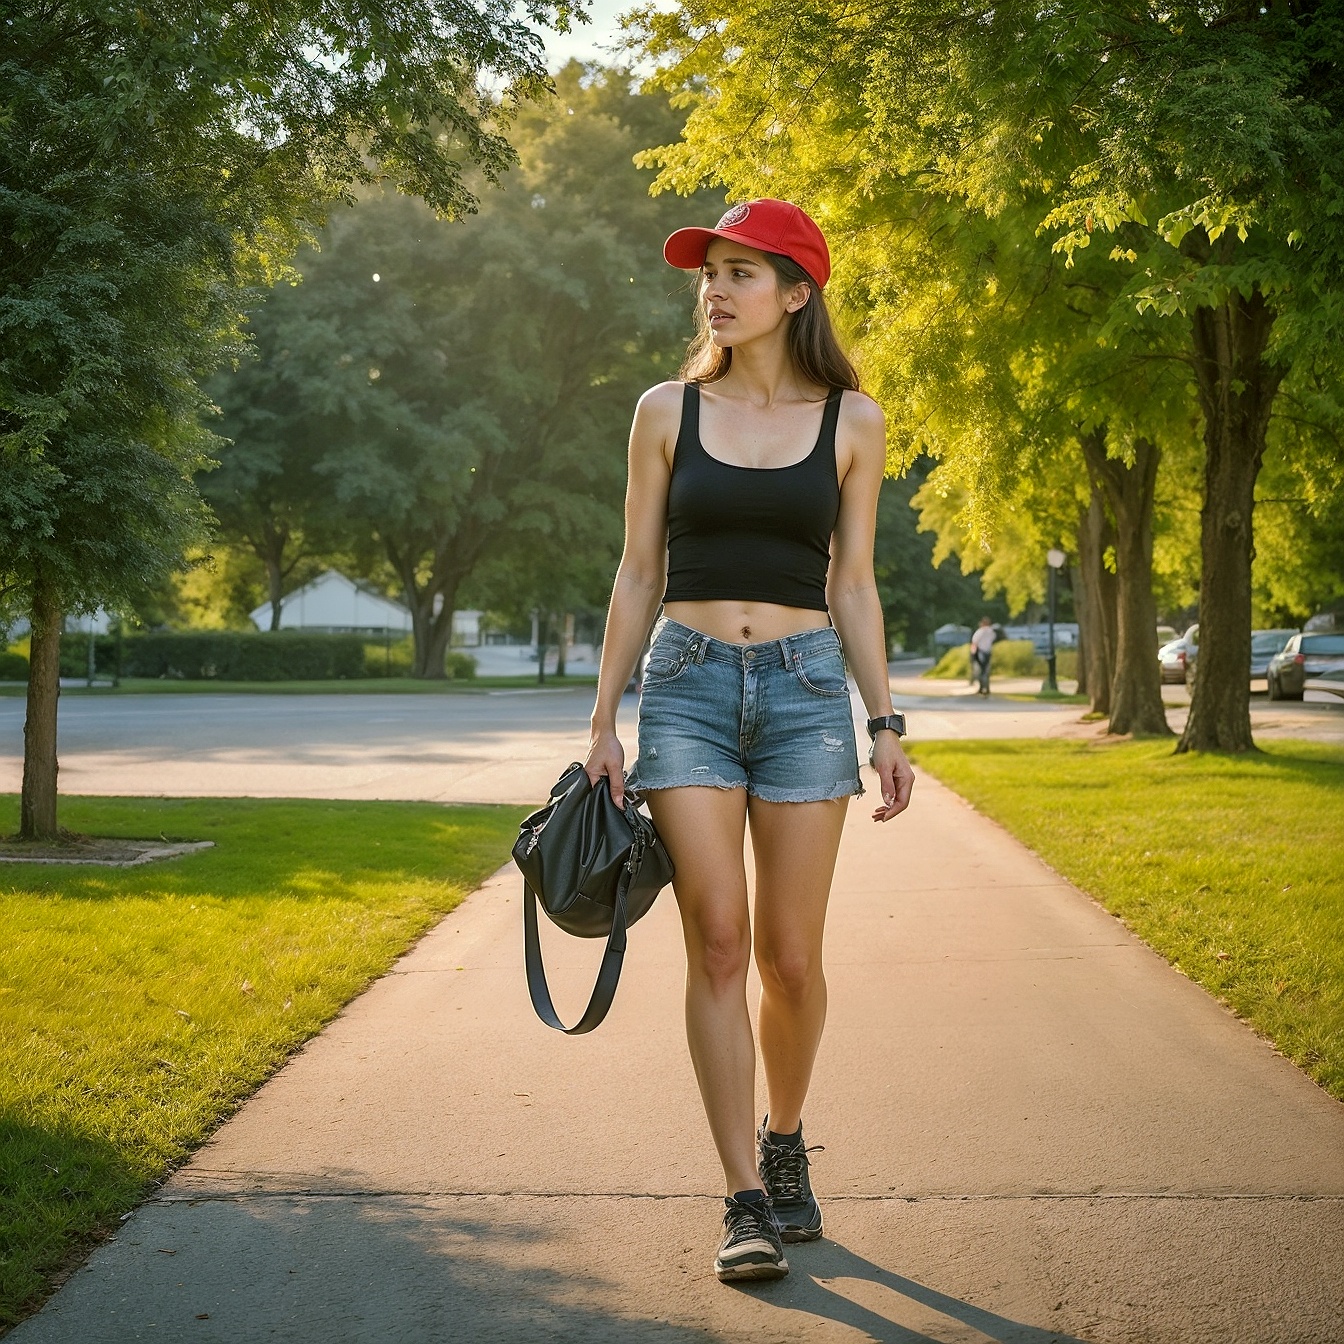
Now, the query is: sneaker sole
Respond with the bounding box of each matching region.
[714,1255,789,1282]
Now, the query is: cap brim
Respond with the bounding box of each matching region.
[663,226,723,271]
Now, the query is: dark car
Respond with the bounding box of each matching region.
[1185,627,1298,692]
[1267,633,1344,700]
[1250,629,1299,680]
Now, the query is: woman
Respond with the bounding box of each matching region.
[583,199,914,1282]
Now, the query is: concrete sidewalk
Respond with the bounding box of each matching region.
[13,769,1344,1343]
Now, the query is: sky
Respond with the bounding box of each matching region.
[538,0,663,70]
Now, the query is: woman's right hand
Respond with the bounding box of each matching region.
[584,728,627,809]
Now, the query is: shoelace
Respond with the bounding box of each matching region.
[722,1196,779,1249]
[759,1141,824,1203]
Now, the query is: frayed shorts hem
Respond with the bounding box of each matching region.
[630,776,864,803]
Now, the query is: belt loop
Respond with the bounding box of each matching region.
[777,636,791,670]
[693,637,708,664]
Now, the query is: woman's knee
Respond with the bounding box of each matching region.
[686,917,751,991]
[756,943,823,1003]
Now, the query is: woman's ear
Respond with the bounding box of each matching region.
[784,282,811,314]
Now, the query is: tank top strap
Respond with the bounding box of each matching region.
[673,381,701,470]
[817,387,844,463]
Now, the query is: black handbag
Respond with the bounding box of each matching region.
[512,762,674,1034]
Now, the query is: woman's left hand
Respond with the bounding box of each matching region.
[869,732,914,822]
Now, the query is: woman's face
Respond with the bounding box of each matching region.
[699,239,809,348]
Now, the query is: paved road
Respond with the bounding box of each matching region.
[12,766,1342,1343]
[2,680,1338,805]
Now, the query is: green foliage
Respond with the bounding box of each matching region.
[873,461,1008,649]
[444,652,478,680]
[908,739,1344,1100]
[121,632,366,681]
[209,65,724,671]
[1,0,577,629]
[628,0,1344,701]
[0,652,28,682]
[0,794,527,1326]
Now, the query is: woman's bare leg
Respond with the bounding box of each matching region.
[646,785,759,1196]
[749,796,848,1134]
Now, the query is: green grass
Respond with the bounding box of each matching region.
[0,795,528,1328]
[1000,690,1089,704]
[0,674,598,697]
[906,738,1344,1100]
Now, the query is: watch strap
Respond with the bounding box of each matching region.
[866,712,907,740]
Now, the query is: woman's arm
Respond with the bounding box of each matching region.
[827,394,915,822]
[584,383,680,806]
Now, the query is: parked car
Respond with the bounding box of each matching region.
[1250,629,1299,680]
[1266,633,1344,701]
[1160,625,1198,684]
[1185,627,1299,692]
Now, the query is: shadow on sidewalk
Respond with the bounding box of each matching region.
[11,1193,726,1342]
[735,1238,1088,1344]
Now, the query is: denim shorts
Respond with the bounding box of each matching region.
[627,618,863,803]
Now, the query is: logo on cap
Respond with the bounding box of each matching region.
[717,204,751,228]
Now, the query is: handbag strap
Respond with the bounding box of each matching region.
[522,851,637,1035]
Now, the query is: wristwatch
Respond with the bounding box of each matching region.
[866,712,907,740]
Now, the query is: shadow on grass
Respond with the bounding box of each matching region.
[0,1118,146,1331]
[0,797,527,906]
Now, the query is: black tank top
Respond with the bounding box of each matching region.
[663,383,842,612]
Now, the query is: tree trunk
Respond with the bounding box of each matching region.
[536,612,549,686]
[20,573,62,841]
[409,598,454,678]
[556,612,572,678]
[1074,470,1117,717]
[1178,287,1282,754]
[1081,429,1169,736]
[265,556,284,631]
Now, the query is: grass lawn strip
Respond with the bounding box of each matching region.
[0,795,528,1328]
[905,738,1344,1102]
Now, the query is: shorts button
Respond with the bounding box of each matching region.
[745,650,755,660]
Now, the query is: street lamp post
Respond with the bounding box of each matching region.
[1045,548,1066,693]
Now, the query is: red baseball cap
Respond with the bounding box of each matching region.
[664,199,831,288]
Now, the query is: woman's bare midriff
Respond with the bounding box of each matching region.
[662,599,830,646]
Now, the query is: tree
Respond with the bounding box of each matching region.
[632,0,1344,751]
[872,461,1008,655]
[201,381,336,630]
[210,65,723,676]
[1,0,575,836]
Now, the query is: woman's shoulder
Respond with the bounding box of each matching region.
[836,387,885,429]
[632,380,688,436]
[636,380,689,415]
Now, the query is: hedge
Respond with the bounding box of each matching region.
[121,631,366,681]
[925,640,1079,682]
[58,634,118,678]
[0,650,29,681]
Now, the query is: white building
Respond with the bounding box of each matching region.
[251,570,482,644]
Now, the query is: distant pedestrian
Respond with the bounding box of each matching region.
[970,617,996,696]
[584,199,914,1283]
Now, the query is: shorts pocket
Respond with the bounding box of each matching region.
[642,643,692,686]
[791,647,850,698]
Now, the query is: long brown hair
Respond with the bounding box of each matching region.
[678,250,861,393]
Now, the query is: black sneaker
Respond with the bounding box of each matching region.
[713,1194,788,1282]
[757,1119,824,1242]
